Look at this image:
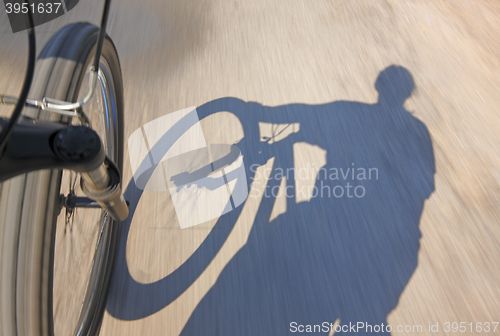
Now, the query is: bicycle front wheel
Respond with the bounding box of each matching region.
[0,22,124,336]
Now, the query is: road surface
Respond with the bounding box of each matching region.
[1,0,500,335]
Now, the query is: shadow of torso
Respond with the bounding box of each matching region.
[180,98,435,335]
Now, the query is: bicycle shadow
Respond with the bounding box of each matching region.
[106,65,435,335]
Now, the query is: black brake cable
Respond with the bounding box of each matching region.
[0,0,36,154]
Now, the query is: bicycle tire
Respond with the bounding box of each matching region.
[0,22,124,336]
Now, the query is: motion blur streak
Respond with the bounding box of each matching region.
[1,0,500,335]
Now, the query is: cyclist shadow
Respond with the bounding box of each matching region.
[107,65,435,335]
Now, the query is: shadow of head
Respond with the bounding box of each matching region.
[375,65,415,106]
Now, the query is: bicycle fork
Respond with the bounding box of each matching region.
[0,117,129,221]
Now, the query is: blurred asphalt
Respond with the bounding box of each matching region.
[1,0,500,335]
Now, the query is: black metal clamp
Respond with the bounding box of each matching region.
[0,118,129,221]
